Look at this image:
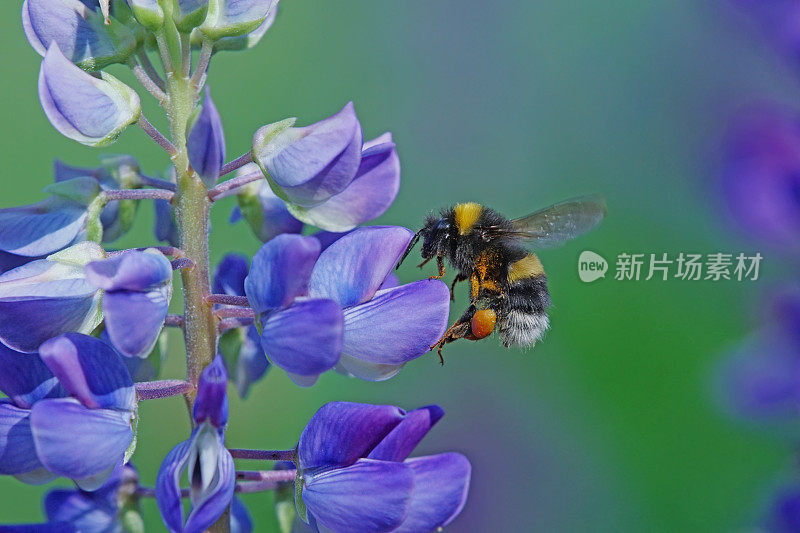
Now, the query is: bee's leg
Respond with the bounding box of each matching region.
[417,257,432,269]
[428,256,446,280]
[430,305,476,364]
[449,273,468,301]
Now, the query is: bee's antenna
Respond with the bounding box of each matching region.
[396,231,422,270]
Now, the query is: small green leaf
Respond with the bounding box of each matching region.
[43,176,102,205]
[236,181,266,241]
[124,407,139,464]
[293,467,307,525]
[219,328,244,371]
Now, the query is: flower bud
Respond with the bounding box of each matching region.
[200,0,276,42]
[285,133,400,232]
[193,356,229,428]
[39,45,141,147]
[174,0,210,32]
[213,1,277,52]
[188,88,226,188]
[126,0,164,31]
[252,103,362,208]
[23,0,137,70]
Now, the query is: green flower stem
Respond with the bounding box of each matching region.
[162,66,216,409]
[228,449,296,461]
[138,115,177,155]
[158,25,231,533]
[137,51,166,91]
[129,59,167,102]
[191,39,213,89]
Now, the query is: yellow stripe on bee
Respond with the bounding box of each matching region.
[508,253,544,282]
[454,202,483,235]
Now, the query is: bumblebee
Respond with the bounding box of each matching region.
[397,195,606,362]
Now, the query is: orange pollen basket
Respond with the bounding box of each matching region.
[470,309,497,339]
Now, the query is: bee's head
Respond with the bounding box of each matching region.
[420,216,451,259]
[395,215,451,270]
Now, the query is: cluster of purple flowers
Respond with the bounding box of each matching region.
[0,1,471,531]
[716,3,800,530]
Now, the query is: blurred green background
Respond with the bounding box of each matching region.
[1,0,798,531]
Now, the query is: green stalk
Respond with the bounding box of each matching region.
[158,24,230,533]
[161,51,215,406]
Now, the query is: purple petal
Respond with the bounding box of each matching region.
[22,0,135,69]
[721,106,800,249]
[769,285,800,348]
[38,333,134,411]
[395,453,471,532]
[290,136,400,232]
[0,252,38,275]
[336,355,404,382]
[156,425,236,533]
[184,430,236,533]
[85,250,172,291]
[342,280,450,367]
[213,254,249,296]
[188,88,226,187]
[0,198,87,257]
[0,401,45,476]
[193,356,229,428]
[308,226,414,307]
[38,44,140,147]
[0,344,64,408]
[230,497,253,533]
[156,439,193,532]
[286,372,319,388]
[44,488,117,532]
[0,257,102,354]
[30,398,132,482]
[730,2,800,72]
[768,484,800,533]
[235,177,304,243]
[115,328,166,383]
[244,234,320,312]
[715,331,800,420]
[53,159,103,183]
[226,326,269,398]
[303,459,414,533]
[102,287,171,358]
[367,406,444,462]
[0,525,72,532]
[260,300,343,379]
[255,103,363,207]
[154,199,180,247]
[311,230,351,251]
[379,272,399,290]
[298,402,405,470]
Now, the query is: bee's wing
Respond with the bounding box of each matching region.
[487,195,607,249]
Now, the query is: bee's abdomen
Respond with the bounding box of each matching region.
[498,259,551,348]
